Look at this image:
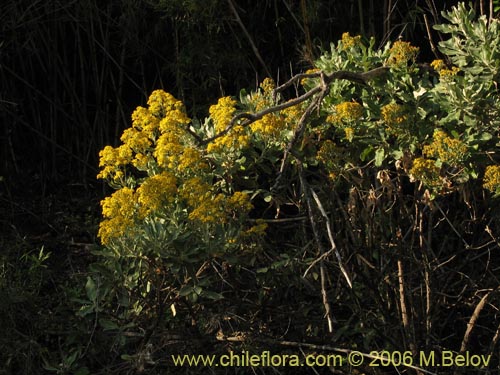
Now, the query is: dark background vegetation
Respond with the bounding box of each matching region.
[1,0,499,374]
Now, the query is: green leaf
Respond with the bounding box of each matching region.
[374,148,385,167]
[99,318,119,331]
[85,277,97,302]
[360,146,373,161]
[201,290,224,300]
[77,304,95,317]
[178,285,193,297]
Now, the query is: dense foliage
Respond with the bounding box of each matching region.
[2,2,500,375]
[81,3,500,374]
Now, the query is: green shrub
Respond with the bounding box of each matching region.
[91,3,500,373]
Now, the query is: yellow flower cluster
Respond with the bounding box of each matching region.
[148,89,189,120]
[243,219,268,237]
[327,101,363,124]
[341,32,362,50]
[180,178,253,224]
[316,140,341,180]
[409,157,442,189]
[387,41,419,68]
[136,172,177,218]
[97,90,192,182]
[207,96,250,153]
[97,145,133,182]
[250,78,291,139]
[98,171,180,245]
[423,129,468,165]
[430,59,460,79]
[98,187,138,245]
[483,165,500,193]
[344,127,355,142]
[97,89,261,246]
[300,68,320,86]
[381,103,408,135]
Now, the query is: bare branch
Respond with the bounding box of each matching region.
[310,188,352,288]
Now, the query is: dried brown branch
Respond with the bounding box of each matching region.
[298,160,335,333]
[460,288,499,353]
[310,188,352,288]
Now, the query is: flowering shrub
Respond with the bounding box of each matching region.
[91,3,499,371]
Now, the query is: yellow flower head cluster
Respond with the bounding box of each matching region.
[207,96,250,153]
[136,172,177,218]
[131,106,160,136]
[260,77,275,94]
[344,127,355,142]
[243,219,268,237]
[381,103,408,135]
[409,157,443,190]
[341,32,362,50]
[388,41,419,68]
[148,89,188,120]
[250,78,291,140]
[98,171,180,245]
[282,101,303,128]
[180,177,253,224]
[423,129,468,166]
[227,191,254,214]
[97,90,192,182]
[483,165,500,193]
[97,89,261,246]
[430,59,460,79]
[97,145,133,181]
[300,68,320,86]
[98,187,138,244]
[327,101,363,124]
[316,140,341,180]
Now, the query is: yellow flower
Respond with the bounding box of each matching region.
[430,59,446,71]
[344,127,355,142]
[177,147,208,174]
[341,32,362,50]
[136,172,177,217]
[388,41,419,67]
[243,219,268,237]
[227,191,253,213]
[148,90,187,119]
[249,78,296,140]
[317,140,341,179]
[381,103,408,135]
[98,187,138,244]
[121,127,151,154]
[131,106,160,138]
[132,153,153,171]
[206,96,251,153]
[409,157,443,190]
[483,165,500,193]
[154,132,184,169]
[251,113,285,138]
[210,96,237,132]
[97,145,133,181]
[430,59,460,79]
[327,101,363,124]
[260,77,275,94]
[189,194,226,224]
[301,68,320,86]
[423,129,468,166]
